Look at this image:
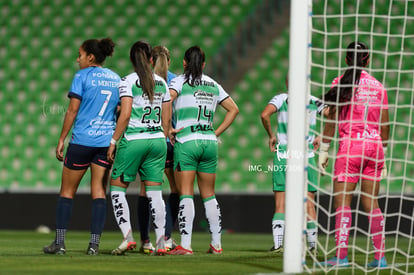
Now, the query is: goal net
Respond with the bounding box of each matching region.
[304,0,414,273]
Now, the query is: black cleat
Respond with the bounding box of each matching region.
[269,245,284,253]
[43,242,66,255]
[87,243,99,255]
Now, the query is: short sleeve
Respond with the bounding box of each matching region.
[167,71,177,85]
[162,80,171,102]
[69,72,83,100]
[168,75,183,95]
[119,76,133,98]
[268,94,286,111]
[310,95,326,115]
[217,83,230,103]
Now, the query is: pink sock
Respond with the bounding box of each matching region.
[368,208,385,260]
[335,206,352,259]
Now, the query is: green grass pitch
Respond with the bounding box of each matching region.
[0,230,412,274]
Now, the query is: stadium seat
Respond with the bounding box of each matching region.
[0,0,262,191]
[3,0,413,193]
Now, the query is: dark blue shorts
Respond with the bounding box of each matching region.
[64,143,112,170]
[165,141,174,169]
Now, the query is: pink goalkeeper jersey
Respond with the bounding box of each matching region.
[331,70,388,141]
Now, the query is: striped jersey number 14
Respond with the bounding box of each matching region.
[197,105,212,122]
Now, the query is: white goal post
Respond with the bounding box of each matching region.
[284,0,312,273]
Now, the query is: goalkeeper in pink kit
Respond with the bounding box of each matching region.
[318,42,390,268]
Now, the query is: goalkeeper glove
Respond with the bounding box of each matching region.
[381,146,387,178]
[318,142,330,175]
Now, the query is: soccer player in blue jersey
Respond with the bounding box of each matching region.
[136,45,179,254]
[43,37,120,255]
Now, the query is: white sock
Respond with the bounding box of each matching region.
[111,189,132,240]
[146,189,166,243]
[178,197,194,250]
[204,197,222,246]
[272,219,285,248]
[307,221,318,249]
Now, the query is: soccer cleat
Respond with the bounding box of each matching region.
[43,241,66,255]
[86,243,99,255]
[139,240,155,254]
[367,257,388,268]
[153,236,166,256]
[165,237,177,252]
[319,256,349,267]
[112,239,137,255]
[167,245,193,255]
[207,244,223,254]
[269,245,284,253]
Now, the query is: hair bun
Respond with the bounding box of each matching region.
[99,37,116,57]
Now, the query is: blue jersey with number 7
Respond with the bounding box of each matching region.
[68,66,120,147]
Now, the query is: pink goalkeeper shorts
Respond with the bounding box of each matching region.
[334,140,384,183]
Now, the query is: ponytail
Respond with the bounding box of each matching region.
[323,41,370,114]
[152,46,170,82]
[130,41,154,102]
[184,45,205,86]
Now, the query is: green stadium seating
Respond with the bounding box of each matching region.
[216,0,414,193]
[2,0,413,193]
[1,0,260,191]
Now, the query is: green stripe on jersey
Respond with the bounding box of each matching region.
[124,81,167,138]
[172,74,228,143]
[176,106,215,124]
[180,82,220,97]
[273,95,319,146]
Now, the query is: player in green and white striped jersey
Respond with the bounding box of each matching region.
[261,79,327,254]
[107,41,171,256]
[267,93,324,151]
[167,46,239,255]
[136,45,179,254]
